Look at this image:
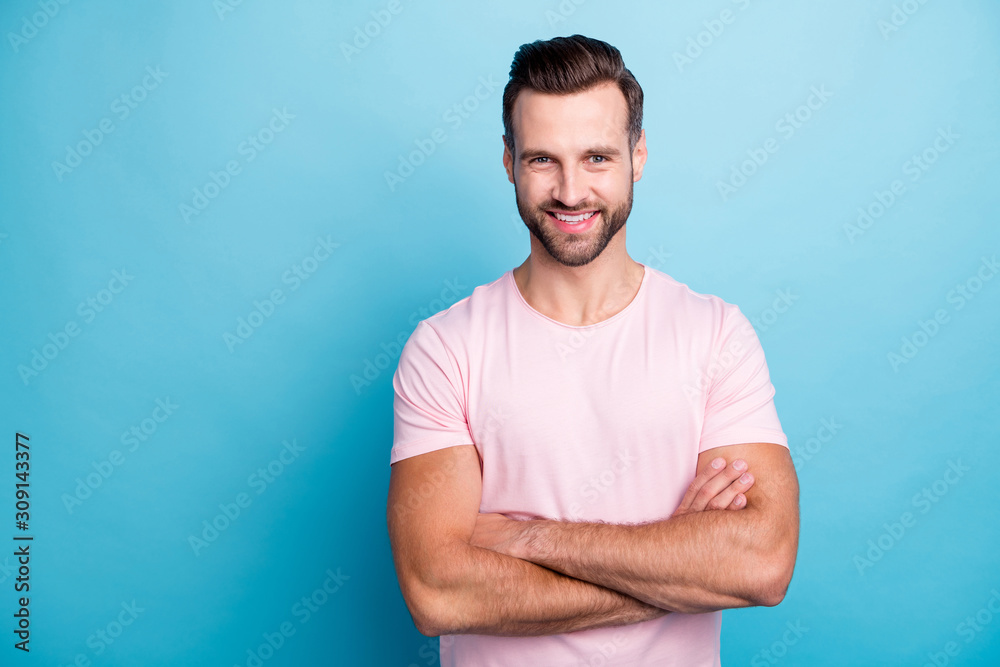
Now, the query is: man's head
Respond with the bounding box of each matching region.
[501,35,647,268]
[502,34,644,158]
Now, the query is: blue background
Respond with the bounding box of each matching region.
[1,0,998,665]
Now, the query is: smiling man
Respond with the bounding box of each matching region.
[387,34,799,666]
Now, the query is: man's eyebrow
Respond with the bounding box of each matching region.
[518,145,623,162]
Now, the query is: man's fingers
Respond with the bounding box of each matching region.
[690,459,751,512]
[673,457,727,515]
[705,471,755,511]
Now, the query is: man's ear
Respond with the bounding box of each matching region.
[631,128,648,182]
[502,135,515,184]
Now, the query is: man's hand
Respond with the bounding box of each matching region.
[470,443,798,613]
[389,444,673,636]
[471,457,756,557]
[671,456,755,518]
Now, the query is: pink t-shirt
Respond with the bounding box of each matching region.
[391,263,788,666]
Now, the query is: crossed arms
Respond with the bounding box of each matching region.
[386,441,799,637]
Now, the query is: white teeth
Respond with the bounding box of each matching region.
[553,211,596,223]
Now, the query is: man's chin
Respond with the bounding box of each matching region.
[543,237,604,267]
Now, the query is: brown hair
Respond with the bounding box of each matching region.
[502,34,644,157]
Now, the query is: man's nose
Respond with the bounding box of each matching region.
[552,167,589,208]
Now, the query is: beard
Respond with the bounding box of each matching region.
[514,174,634,268]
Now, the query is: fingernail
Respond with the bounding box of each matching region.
[733,459,747,471]
[735,494,744,506]
[740,473,752,484]
[712,458,724,469]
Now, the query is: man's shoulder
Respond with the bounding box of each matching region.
[643,264,741,321]
[409,270,509,342]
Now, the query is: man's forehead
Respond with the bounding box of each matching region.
[512,82,629,146]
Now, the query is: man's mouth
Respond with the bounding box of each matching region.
[545,209,600,234]
[547,210,599,225]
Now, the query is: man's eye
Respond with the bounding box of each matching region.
[532,157,550,164]
[590,155,607,163]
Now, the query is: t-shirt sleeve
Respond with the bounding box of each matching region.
[698,303,788,452]
[390,319,475,465]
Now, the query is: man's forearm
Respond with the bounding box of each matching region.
[512,507,796,614]
[414,542,668,637]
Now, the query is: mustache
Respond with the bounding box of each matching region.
[537,203,605,212]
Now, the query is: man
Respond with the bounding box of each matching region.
[387,34,799,666]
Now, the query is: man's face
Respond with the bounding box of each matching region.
[503,81,646,268]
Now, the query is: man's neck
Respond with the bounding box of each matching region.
[512,252,645,327]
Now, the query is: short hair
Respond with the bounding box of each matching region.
[502,34,644,157]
